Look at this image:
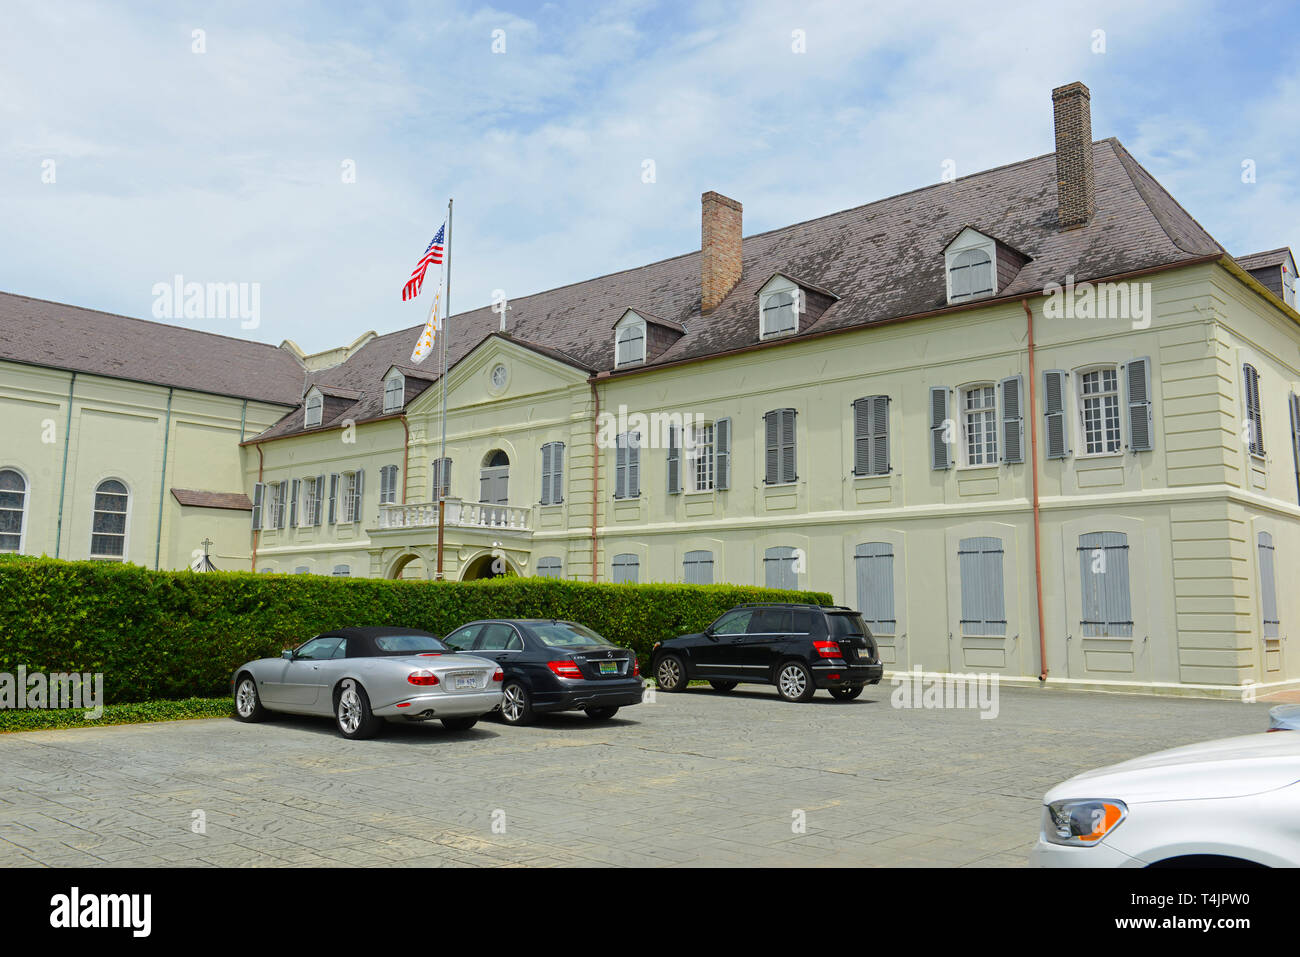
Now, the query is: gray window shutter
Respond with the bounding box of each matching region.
[764,411,779,484]
[1259,532,1279,638]
[1000,376,1024,464]
[276,482,287,529]
[870,396,889,475]
[352,470,364,523]
[667,424,681,494]
[852,398,870,475]
[328,473,339,524]
[764,545,798,590]
[930,386,950,470]
[615,435,628,499]
[628,433,641,497]
[683,549,713,585]
[315,474,324,524]
[1044,370,1069,459]
[552,444,564,505]
[1125,357,1154,452]
[1243,363,1264,456]
[958,536,1006,636]
[779,409,796,483]
[715,417,731,490]
[540,444,552,505]
[612,553,638,584]
[251,482,264,530]
[854,543,896,633]
[1078,532,1133,637]
[1290,394,1300,504]
[289,478,300,527]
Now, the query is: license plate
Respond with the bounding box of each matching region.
[598,661,619,675]
[454,673,478,689]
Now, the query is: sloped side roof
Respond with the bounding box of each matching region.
[0,292,305,405]
[248,138,1229,441]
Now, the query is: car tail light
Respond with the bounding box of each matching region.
[632,656,640,677]
[827,673,840,680]
[492,668,504,683]
[813,640,843,659]
[547,660,583,679]
[407,670,440,686]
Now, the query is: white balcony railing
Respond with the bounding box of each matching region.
[373,497,532,532]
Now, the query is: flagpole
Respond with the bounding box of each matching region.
[436,198,452,581]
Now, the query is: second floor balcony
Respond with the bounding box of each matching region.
[372,497,532,534]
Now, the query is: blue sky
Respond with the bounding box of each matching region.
[1,0,1296,352]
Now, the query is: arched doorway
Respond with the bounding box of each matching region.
[460,551,517,580]
[480,449,509,505]
[387,552,428,580]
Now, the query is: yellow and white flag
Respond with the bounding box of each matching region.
[410,285,442,364]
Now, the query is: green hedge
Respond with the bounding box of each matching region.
[0,696,233,733]
[0,556,831,703]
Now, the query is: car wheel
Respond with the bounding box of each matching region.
[335,679,383,739]
[655,654,688,692]
[585,706,619,720]
[500,681,534,726]
[829,684,864,701]
[708,680,738,692]
[232,674,266,722]
[441,716,478,732]
[775,661,815,702]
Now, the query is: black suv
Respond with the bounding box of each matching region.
[650,603,883,702]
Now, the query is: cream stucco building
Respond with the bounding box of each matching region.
[3,82,1299,696]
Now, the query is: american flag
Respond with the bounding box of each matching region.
[401,223,445,301]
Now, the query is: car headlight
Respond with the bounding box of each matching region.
[1043,799,1127,846]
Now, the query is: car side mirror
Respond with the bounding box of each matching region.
[281,650,294,660]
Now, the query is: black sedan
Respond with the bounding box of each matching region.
[442,619,644,725]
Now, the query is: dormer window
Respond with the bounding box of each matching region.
[304,389,323,427]
[949,249,994,301]
[383,369,405,413]
[761,290,798,337]
[615,316,646,367]
[942,227,1023,305]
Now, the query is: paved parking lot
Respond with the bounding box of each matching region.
[0,684,1273,867]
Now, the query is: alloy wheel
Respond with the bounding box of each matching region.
[236,678,258,717]
[656,657,682,690]
[502,683,526,723]
[337,687,362,734]
[778,664,807,699]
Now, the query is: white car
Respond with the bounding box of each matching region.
[1031,732,1300,867]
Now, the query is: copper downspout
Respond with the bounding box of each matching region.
[590,380,601,581]
[251,443,265,572]
[401,415,410,504]
[1022,298,1049,681]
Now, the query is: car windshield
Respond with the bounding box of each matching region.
[530,622,613,648]
[826,613,870,638]
[373,634,449,654]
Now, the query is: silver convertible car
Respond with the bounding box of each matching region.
[232,627,504,739]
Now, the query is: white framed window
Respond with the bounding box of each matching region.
[90,479,129,560]
[379,464,399,505]
[960,385,998,466]
[264,481,283,529]
[383,370,405,413]
[301,476,323,526]
[0,468,29,553]
[339,471,363,523]
[1078,367,1122,455]
[615,320,646,368]
[686,422,714,492]
[304,390,323,428]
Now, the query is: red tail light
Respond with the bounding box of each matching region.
[632,656,640,677]
[492,668,504,683]
[547,660,583,679]
[813,640,843,659]
[407,670,440,686]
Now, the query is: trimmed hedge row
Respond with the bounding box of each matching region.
[0,556,832,703]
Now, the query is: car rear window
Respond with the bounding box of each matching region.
[374,634,449,654]
[530,622,614,648]
[826,613,870,638]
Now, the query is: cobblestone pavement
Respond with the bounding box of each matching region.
[0,684,1272,867]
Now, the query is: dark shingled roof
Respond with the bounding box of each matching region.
[1235,248,1293,272]
[170,489,254,510]
[0,292,306,405]
[251,138,1226,443]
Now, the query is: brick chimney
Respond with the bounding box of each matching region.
[701,191,742,312]
[1052,81,1095,228]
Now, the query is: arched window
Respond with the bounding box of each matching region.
[480,450,509,505]
[616,322,646,367]
[949,248,993,300]
[0,469,28,553]
[304,392,323,427]
[761,289,798,337]
[612,552,639,584]
[683,549,714,585]
[383,371,405,413]
[91,479,129,560]
[764,545,799,589]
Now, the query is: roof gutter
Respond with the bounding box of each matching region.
[1022,299,1049,682]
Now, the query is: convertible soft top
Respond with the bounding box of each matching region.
[316,626,443,657]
